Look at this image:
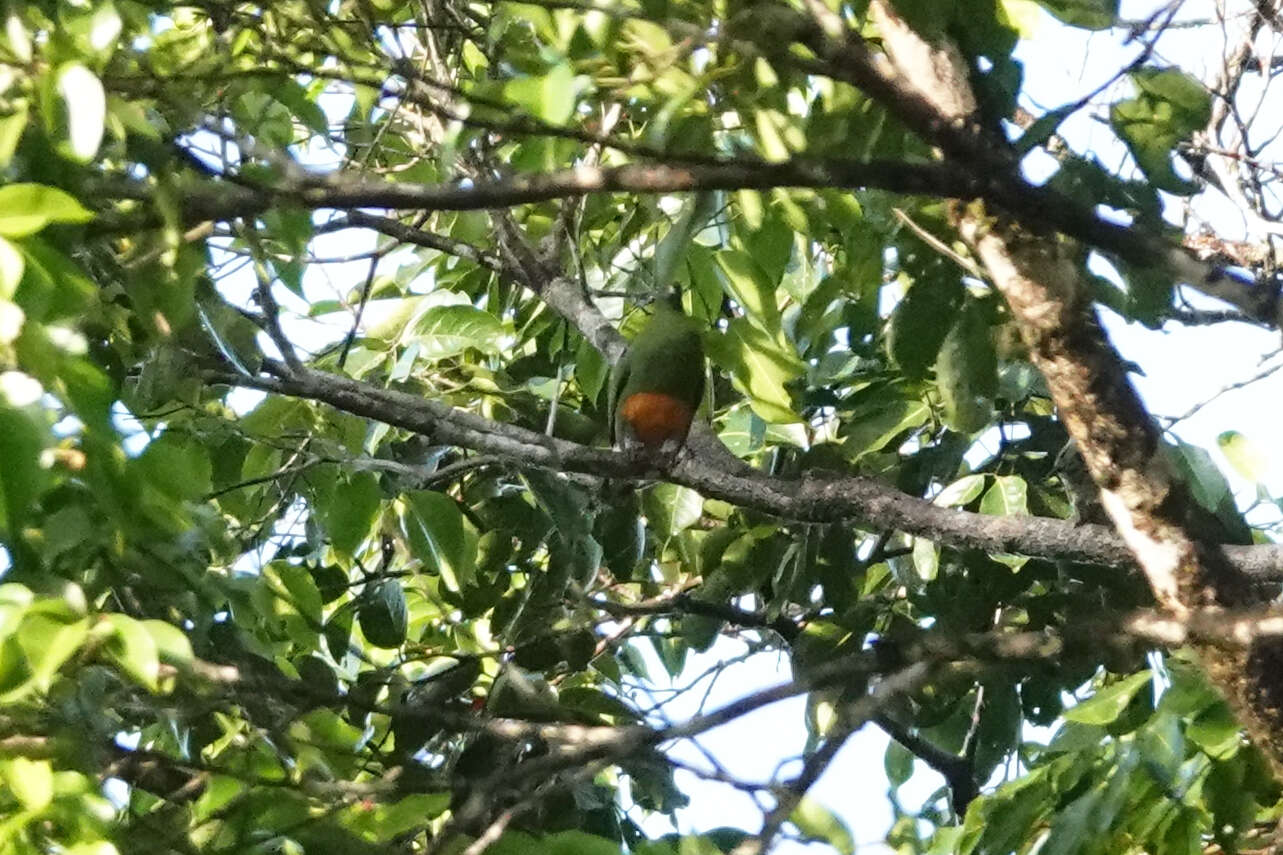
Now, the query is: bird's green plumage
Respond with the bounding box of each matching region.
[609,301,706,446]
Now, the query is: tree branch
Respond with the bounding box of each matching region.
[93,139,1281,326]
[857,0,1283,776]
[873,712,977,815]
[204,364,1283,580]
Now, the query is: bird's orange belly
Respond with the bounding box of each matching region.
[619,392,694,446]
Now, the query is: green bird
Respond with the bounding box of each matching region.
[609,297,706,457]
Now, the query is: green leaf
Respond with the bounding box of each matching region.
[1218,430,1270,483]
[1137,713,1184,788]
[0,184,93,237]
[0,101,28,168]
[841,395,930,459]
[911,536,939,582]
[655,191,721,291]
[0,405,47,537]
[708,317,803,424]
[643,484,704,539]
[934,474,987,507]
[0,237,23,299]
[557,685,639,721]
[411,304,505,360]
[324,607,354,660]
[1013,103,1075,155]
[789,796,855,855]
[65,844,121,855]
[1118,261,1175,327]
[0,635,31,698]
[980,475,1028,516]
[56,63,106,162]
[503,63,581,125]
[271,79,330,137]
[0,584,33,638]
[272,562,324,626]
[935,300,997,433]
[403,491,476,591]
[319,471,381,558]
[141,620,194,665]
[1038,787,1101,855]
[12,614,87,697]
[576,337,609,403]
[1159,658,1219,717]
[595,503,645,577]
[16,236,96,321]
[360,579,408,649]
[887,274,964,378]
[715,249,781,330]
[1110,68,1211,194]
[487,830,620,855]
[884,738,915,787]
[1032,0,1118,29]
[523,469,592,537]
[1187,701,1241,759]
[754,108,792,162]
[1064,671,1152,725]
[1167,439,1252,544]
[104,614,161,692]
[346,792,451,841]
[137,432,213,500]
[2,757,53,810]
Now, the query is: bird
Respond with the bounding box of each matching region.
[608,295,706,461]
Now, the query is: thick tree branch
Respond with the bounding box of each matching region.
[93,142,1278,326]
[781,1,1279,323]
[858,0,1283,776]
[205,364,1283,580]
[95,159,978,230]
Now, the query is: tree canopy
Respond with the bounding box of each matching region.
[5,0,1283,853]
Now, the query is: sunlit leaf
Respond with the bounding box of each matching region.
[1218,430,1270,483]
[708,317,803,424]
[1110,68,1211,194]
[104,614,160,692]
[790,796,855,855]
[644,483,704,539]
[0,185,93,237]
[411,304,505,360]
[56,63,106,162]
[1065,671,1153,725]
[934,474,987,507]
[0,237,23,299]
[2,757,53,810]
[980,475,1028,516]
[503,62,582,124]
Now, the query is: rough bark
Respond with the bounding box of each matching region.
[865,0,1283,774]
